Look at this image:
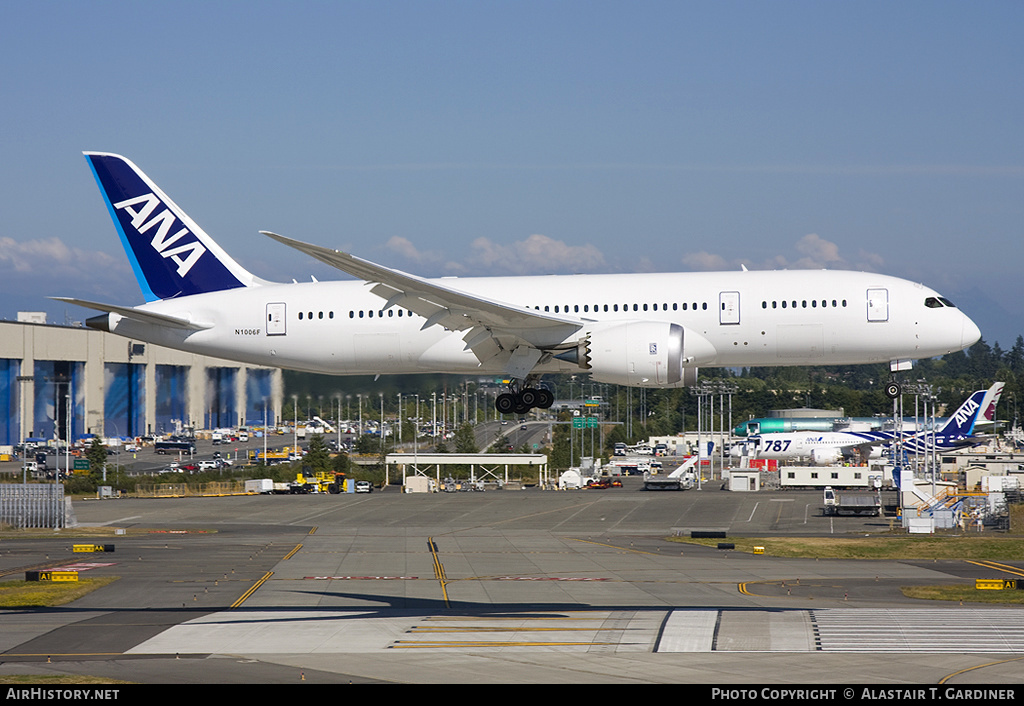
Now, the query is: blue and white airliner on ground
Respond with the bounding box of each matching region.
[55,153,982,414]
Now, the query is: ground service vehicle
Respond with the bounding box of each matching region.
[823,486,881,516]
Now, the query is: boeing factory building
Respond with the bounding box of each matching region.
[0,315,284,445]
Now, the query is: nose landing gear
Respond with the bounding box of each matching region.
[885,379,902,399]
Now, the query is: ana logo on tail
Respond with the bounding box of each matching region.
[113,193,207,278]
[952,396,980,429]
[85,152,256,300]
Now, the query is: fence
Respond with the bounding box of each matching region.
[134,481,250,498]
[0,483,69,529]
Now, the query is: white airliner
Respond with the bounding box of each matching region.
[56,153,982,414]
[741,383,1002,465]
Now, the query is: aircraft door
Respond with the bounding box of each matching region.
[866,288,888,322]
[266,302,287,336]
[719,291,740,325]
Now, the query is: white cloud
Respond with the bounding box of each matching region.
[384,236,444,267]
[681,234,884,273]
[464,234,606,275]
[375,233,607,276]
[682,250,730,271]
[0,236,132,302]
[794,233,842,265]
[0,236,124,275]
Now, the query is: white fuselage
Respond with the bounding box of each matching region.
[744,432,882,463]
[106,268,979,381]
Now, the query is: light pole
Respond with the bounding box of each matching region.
[334,394,341,450]
[291,394,298,451]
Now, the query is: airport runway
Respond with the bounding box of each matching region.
[2,480,1024,684]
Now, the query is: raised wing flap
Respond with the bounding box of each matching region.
[261,231,583,349]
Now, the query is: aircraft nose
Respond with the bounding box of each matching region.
[962,314,982,349]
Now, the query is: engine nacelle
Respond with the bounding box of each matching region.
[566,321,716,387]
[811,447,843,465]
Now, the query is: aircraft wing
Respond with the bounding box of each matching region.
[262,232,585,369]
[50,297,212,331]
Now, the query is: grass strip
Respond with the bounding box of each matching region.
[900,584,1024,604]
[670,535,1024,560]
[0,577,119,608]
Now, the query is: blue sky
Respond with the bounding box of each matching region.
[2,1,1023,346]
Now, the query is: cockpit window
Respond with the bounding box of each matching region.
[938,297,956,308]
[925,297,943,308]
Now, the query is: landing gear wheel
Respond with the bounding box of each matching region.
[536,388,554,409]
[519,388,539,408]
[495,393,517,415]
[885,382,901,399]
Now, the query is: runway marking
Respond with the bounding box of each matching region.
[492,576,610,581]
[422,614,607,621]
[738,579,843,598]
[56,562,117,571]
[428,537,450,608]
[967,560,1024,578]
[568,537,666,557]
[296,575,730,584]
[230,571,273,608]
[303,576,421,580]
[408,626,644,633]
[281,544,303,560]
[391,640,620,649]
[939,656,1024,683]
[120,607,1024,655]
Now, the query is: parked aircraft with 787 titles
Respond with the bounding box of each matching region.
[56,153,982,414]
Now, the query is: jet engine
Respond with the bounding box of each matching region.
[811,448,843,465]
[557,321,716,387]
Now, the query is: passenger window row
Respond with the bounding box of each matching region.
[298,295,922,322]
[348,309,415,319]
[761,299,848,309]
[530,302,709,314]
[297,309,417,320]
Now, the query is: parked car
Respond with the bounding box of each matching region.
[355,480,373,494]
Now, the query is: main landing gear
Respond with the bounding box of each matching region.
[495,384,554,415]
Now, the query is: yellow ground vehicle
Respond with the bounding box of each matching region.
[249,446,304,463]
[292,471,347,494]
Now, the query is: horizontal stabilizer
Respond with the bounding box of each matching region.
[50,297,212,331]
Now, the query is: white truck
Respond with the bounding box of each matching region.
[244,478,274,494]
[823,486,881,516]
